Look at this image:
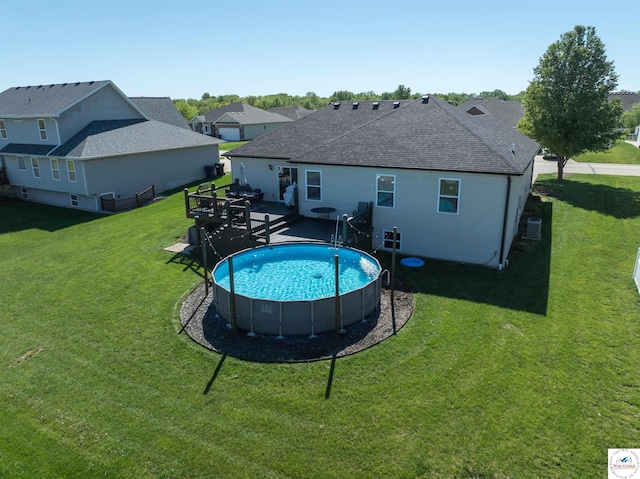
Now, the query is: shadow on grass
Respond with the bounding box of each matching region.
[534,177,640,219]
[0,198,104,234]
[377,200,553,316]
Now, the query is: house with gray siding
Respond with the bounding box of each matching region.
[227,96,539,269]
[0,80,222,211]
[190,102,292,141]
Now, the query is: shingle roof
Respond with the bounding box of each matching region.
[129,97,190,129]
[0,81,113,117]
[268,106,315,121]
[229,97,539,175]
[609,92,640,111]
[458,98,524,128]
[0,144,55,156]
[201,102,293,125]
[50,119,222,158]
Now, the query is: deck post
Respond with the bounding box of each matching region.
[391,226,397,303]
[225,200,232,228]
[264,215,270,244]
[334,254,341,335]
[244,200,251,231]
[229,256,237,333]
[342,214,348,244]
[184,188,190,217]
[200,227,209,296]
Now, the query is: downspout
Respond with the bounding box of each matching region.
[498,175,512,270]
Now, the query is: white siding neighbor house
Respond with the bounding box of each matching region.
[0,80,222,212]
[227,96,540,269]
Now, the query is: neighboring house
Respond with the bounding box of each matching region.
[227,96,540,269]
[458,97,524,128]
[609,91,640,111]
[267,106,315,121]
[0,80,222,211]
[189,102,292,141]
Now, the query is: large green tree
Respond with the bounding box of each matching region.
[519,25,622,180]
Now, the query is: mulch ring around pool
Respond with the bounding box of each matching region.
[179,279,414,363]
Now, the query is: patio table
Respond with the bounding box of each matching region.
[310,207,336,220]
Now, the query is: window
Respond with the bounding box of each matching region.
[21,187,28,199]
[31,158,40,178]
[67,160,77,182]
[17,157,26,170]
[438,178,460,214]
[70,194,79,207]
[37,119,47,141]
[51,159,60,180]
[383,230,402,250]
[305,170,322,201]
[0,119,6,139]
[376,174,395,208]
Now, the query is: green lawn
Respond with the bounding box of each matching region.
[219,140,249,152]
[1,175,639,478]
[573,139,640,164]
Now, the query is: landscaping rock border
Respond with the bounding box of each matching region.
[179,279,414,363]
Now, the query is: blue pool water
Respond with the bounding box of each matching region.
[213,243,381,301]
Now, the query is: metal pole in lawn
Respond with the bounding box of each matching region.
[200,227,209,297]
[391,226,397,302]
[229,256,237,333]
[334,254,340,335]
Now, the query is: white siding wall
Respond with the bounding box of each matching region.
[502,161,534,263]
[57,85,144,144]
[83,144,219,197]
[243,122,290,140]
[0,118,57,147]
[3,154,86,195]
[232,157,515,267]
[9,186,97,211]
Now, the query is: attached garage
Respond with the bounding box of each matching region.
[218,127,241,141]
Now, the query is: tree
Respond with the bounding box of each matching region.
[622,103,640,133]
[174,100,198,121]
[392,84,412,99]
[519,25,622,180]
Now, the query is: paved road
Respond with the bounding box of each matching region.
[533,155,640,182]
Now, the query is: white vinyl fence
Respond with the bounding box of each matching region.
[634,248,640,295]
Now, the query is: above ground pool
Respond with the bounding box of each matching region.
[212,243,382,336]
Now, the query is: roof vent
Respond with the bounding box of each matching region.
[333,102,340,110]
[352,102,359,109]
[421,95,430,104]
[62,83,67,87]
[372,101,379,110]
[393,101,400,109]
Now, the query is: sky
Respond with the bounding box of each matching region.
[0,0,638,100]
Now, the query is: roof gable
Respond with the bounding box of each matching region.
[0,81,146,119]
[458,98,524,128]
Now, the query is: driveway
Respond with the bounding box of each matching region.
[533,155,640,182]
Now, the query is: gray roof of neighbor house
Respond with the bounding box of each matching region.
[228,97,539,175]
[47,119,222,158]
[198,102,293,125]
[268,106,316,121]
[0,81,115,117]
[129,97,190,129]
[609,91,640,111]
[458,98,524,128]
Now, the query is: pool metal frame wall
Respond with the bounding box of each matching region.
[212,246,383,337]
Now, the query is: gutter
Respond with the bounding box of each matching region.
[498,175,512,270]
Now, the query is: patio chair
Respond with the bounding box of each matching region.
[352,201,370,226]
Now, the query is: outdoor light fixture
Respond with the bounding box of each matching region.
[268,164,273,170]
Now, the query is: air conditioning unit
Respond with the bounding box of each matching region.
[526,218,542,240]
